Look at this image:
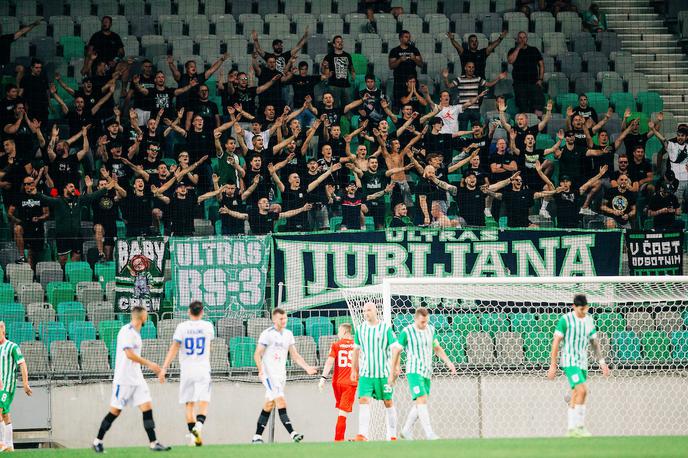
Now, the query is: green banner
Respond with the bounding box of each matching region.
[115,237,168,313]
[170,236,271,319]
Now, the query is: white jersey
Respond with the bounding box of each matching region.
[667,139,688,181]
[258,327,295,379]
[438,104,463,134]
[173,319,215,376]
[113,324,145,386]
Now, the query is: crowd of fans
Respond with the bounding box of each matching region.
[0,4,686,268]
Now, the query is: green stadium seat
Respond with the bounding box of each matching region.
[436,333,467,364]
[329,216,343,231]
[351,53,368,77]
[0,303,25,324]
[644,136,662,158]
[8,322,34,344]
[0,284,15,303]
[451,314,481,336]
[612,331,642,361]
[141,320,157,339]
[68,321,96,352]
[38,322,67,353]
[556,93,578,113]
[609,92,636,114]
[305,317,334,344]
[536,133,555,150]
[59,35,85,60]
[641,331,671,361]
[286,317,305,336]
[65,262,93,286]
[98,320,123,352]
[333,315,353,330]
[509,313,538,334]
[594,312,626,334]
[481,313,509,337]
[536,313,560,334]
[636,91,663,115]
[584,92,609,114]
[229,336,256,368]
[95,262,115,285]
[393,313,414,332]
[47,282,75,306]
[57,301,86,325]
[670,331,688,360]
[524,331,550,362]
[429,314,450,332]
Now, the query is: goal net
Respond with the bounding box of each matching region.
[341,276,688,439]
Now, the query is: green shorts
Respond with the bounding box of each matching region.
[407,373,431,400]
[0,389,15,414]
[357,377,393,401]
[563,366,588,389]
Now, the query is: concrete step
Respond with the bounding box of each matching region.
[647,74,688,82]
[612,26,668,34]
[650,88,688,96]
[596,0,653,6]
[622,46,683,54]
[647,81,688,89]
[606,13,661,21]
[607,19,666,28]
[618,33,676,41]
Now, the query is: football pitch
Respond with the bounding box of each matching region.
[14,436,688,457]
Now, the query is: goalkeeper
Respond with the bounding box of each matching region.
[548,294,610,437]
[389,307,456,440]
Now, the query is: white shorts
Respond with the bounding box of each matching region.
[110,383,151,410]
[262,374,287,401]
[179,373,212,404]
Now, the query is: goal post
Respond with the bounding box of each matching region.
[341,276,688,439]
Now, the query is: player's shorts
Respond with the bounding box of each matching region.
[21,223,44,251]
[262,374,287,401]
[333,383,357,413]
[563,366,588,389]
[56,236,83,257]
[407,373,431,400]
[110,382,152,410]
[357,377,393,401]
[179,373,212,404]
[0,389,15,414]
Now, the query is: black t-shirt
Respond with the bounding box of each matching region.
[136,156,162,178]
[0,96,22,126]
[5,118,34,161]
[603,187,636,224]
[265,50,293,74]
[0,154,26,204]
[589,143,614,179]
[358,87,387,125]
[15,192,44,230]
[425,132,455,164]
[490,151,516,182]
[361,169,388,207]
[104,156,130,182]
[303,171,327,203]
[248,208,278,235]
[177,73,207,109]
[624,132,648,154]
[88,31,124,62]
[0,34,14,66]
[388,45,421,82]
[219,190,246,235]
[281,186,308,231]
[324,52,352,88]
[122,190,154,229]
[460,48,488,79]
[325,136,347,159]
[502,187,534,227]
[169,196,197,236]
[91,189,118,226]
[554,190,582,228]
[389,216,409,227]
[257,67,283,108]
[226,86,257,115]
[185,130,214,162]
[509,46,543,83]
[340,191,363,229]
[150,86,176,113]
[19,74,49,117]
[317,157,345,188]
[648,192,679,229]
[289,74,320,107]
[514,125,539,153]
[628,158,652,184]
[50,154,82,192]
[457,186,486,226]
[572,105,598,123]
[244,168,272,205]
[190,99,219,132]
[558,144,587,183]
[133,74,156,111]
[316,104,344,129]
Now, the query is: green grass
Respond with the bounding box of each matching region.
[15,436,688,457]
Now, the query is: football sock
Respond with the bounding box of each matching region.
[278,408,294,434]
[196,414,206,424]
[417,404,435,439]
[335,415,347,441]
[0,422,5,444]
[97,412,118,441]
[187,423,195,433]
[385,406,398,439]
[255,410,271,436]
[142,410,157,443]
[567,407,576,430]
[575,404,586,428]
[403,405,418,434]
[3,423,11,447]
[358,403,371,438]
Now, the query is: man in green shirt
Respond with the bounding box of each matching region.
[38,179,116,266]
[548,294,610,437]
[389,307,455,440]
[0,321,32,452]
[351,302,398,441]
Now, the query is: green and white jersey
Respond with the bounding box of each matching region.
[354,321,396,378]
[0,340,24,393]
[396,324,439,379]
[554,312,597,370]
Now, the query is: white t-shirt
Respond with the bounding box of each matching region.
[173,319,215,376]
[667,139,688,181]
[437,104,463,134]
[258,327,295,379]
[113,324,145,386]
[243,129,271,150]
